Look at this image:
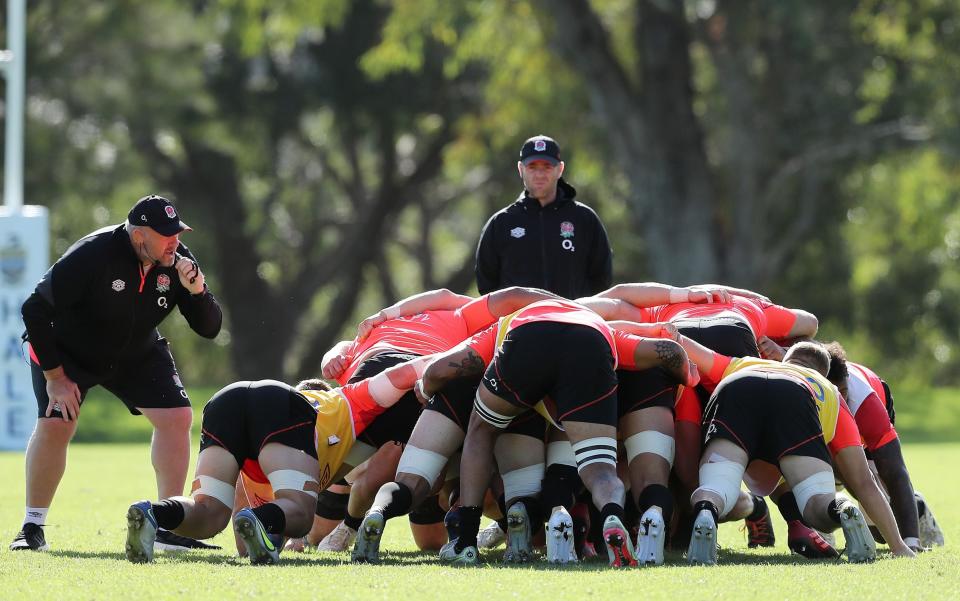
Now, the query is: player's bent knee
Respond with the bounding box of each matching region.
[792,471,839,529]
[696,458,745,518]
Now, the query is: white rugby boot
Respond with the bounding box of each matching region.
[503,501,533,564]
[687,509,718,566]
[316,521,357,552]
[635,507,666,566]
[839,501,876,563]
[545,506,577,564]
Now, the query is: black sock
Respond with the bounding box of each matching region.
[455,505,482,552]
[599,502,625,525]
[444,506,461,541]
[343,513,363,531]
[152,500,185,530]
[637,484,675,527]
[541,464,580,512]
[372,482,414,520]
[746,495,768,522]
[693,500,719,525]
[315,486,350,520]
[827,498,843,525]
[252,503,287,535]
[775,492,804,523]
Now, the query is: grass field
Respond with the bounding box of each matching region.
[0,440,957,600]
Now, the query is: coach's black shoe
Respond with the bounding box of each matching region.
[155,528,222,551]
[9,523,49,551]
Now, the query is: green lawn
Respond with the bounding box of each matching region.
[0,442,957,600]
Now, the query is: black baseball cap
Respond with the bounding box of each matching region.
[519,135,561,165]
[127,195,192,236]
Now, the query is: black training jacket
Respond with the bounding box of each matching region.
[475,179,613,299]
[21,224,222,385]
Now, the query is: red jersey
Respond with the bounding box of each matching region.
[338,296,496,384]
[466,299,652,371]
[845,361,897,451]
[641,295,798,339]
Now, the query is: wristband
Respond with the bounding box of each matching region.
[669,289,690,304]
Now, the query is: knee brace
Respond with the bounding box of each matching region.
[571,437,618,472]
[624,431,675,465]
[695,457,745,518]
[474,394,515,429]
[396,445,449,489]
[191,475,236,508]
[501,463,545,501]
[792,471,837,517]
[267,470,319,499]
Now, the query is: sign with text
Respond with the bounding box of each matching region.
[0,206,48,450]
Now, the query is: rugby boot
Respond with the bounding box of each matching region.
[316,521,357,552]
[438,542,479,565]
[786,520,839,559]
[477,521,506,549]
[602,515,638,567]
[125,500,158,563]
[503,501,533,564]
[234,508,281,565]
[916,492,945,547]
[744,497,775,548]
[546,506,577,564]
[155,529,221,551]
[9,522,48,552]
[635,507,666,566]
[838,501,876,563]
[687,509,718,565]
[570,502,594,560]
[351,511,385,564]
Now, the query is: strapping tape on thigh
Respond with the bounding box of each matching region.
[191,475,236,508]
[571,437,617,471]
[696,459,745,518]
[502,463,545,500]
[267,469,320,499]
[792,471,837,516]
[397,445,449,488]
[474,394,514,429]
[624,430,675,465]
[546,441,577,467]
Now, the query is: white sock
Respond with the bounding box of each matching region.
[24,507,48,526]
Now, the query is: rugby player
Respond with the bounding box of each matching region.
[410,299,698,567]
[122,353,431,565]
[313,286,559,552]
[672,336,916,564]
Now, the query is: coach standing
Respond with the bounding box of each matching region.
[11,195,222,552]
[475,135,612,298]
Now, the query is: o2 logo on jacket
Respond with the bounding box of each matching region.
[560,221,575,252]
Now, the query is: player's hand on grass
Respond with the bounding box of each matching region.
[44,367,81,421]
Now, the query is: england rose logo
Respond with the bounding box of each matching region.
[156,274,171,293]
[560,221,575,238]
[165,205,177,218]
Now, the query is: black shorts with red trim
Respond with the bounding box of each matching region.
[675,317,759,358]
[31,337,190,418]
[616,367,678,418]
[481,321,618,428]
[702,370,831,465]
[198,379,318,469]
[424,375,546,440]
[674,317,759,425]
[348,352,423,447]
